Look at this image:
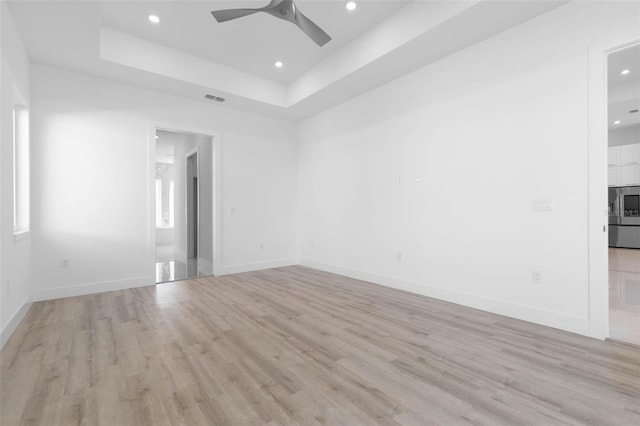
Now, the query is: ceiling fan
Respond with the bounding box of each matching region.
[211,0,332,47]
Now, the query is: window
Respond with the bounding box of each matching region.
[155,178,175,228]
[13,104,29,235]
[155,179,163,227]
[168,180,175,227]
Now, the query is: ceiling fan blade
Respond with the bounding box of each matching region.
[211,8,261,23]
[293,8,331,47]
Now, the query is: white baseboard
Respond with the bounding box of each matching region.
[299,259,592,338]
[31,276,153,302]
[218,258,298,276]
[0,295,32,350]
[5,259,593,352]
[30,257,297,302]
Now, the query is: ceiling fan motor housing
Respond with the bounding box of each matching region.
[211,0,331,47]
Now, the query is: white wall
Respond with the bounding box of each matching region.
[609,124,640,147]
[195,134,214,263]
[0,2,32,346]
[297,1,640,337]
[30,64,298,300]
[155,227,173,247]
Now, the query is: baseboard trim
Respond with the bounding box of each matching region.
[31,276,153,302]
[29,258,299,301]
[0,295,32,350]
[218,258,298,276]
[299,259,592,337]
[9,259,592,349]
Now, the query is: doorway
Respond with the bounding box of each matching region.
[186,150,199,260]
[606,43,640,346]
[154,129,215,283]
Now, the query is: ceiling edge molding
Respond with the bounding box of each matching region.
[100,27,288,107]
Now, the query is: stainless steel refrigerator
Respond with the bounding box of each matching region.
[609,186,640,248]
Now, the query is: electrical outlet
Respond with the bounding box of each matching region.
[310,241,315,248]
[396,252,403,262]
[260,243,264,250]
[60,258,70,269]
[396,176,401,184]
[532,270,542,283]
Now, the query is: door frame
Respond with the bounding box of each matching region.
[148,122,222,281]
[587,38,640,339]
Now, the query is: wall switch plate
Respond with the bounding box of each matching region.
[396,176,401,184]
[60,259,70,268]
[532,198,552,212]
[396,252,403,262]
[532,270,542,283]
[260,243,264,250]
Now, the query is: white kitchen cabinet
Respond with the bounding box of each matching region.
[620,144,640,166]
[608,167,619,187]
[619,164,640,186]
[608,143,640,186]
[608,146,619,166]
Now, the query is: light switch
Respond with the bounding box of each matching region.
[532,270,542,283]
[531,198,552,212]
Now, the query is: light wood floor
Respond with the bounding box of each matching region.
[1,266,639,425]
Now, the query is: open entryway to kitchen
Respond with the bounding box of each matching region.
[607,43,640,346]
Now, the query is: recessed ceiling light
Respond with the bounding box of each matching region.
[155,135,159,139]
[621,69,630,75]
[274,60,284,68]
[148,14,160,24]
[345,1,357,11]
[614,120,621,125]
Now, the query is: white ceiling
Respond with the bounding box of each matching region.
[608,44,640,129]
[101,1,410,84]
[608,43,640,87]
[8,0,567,121]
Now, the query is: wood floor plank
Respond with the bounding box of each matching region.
[2,265,639,425]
